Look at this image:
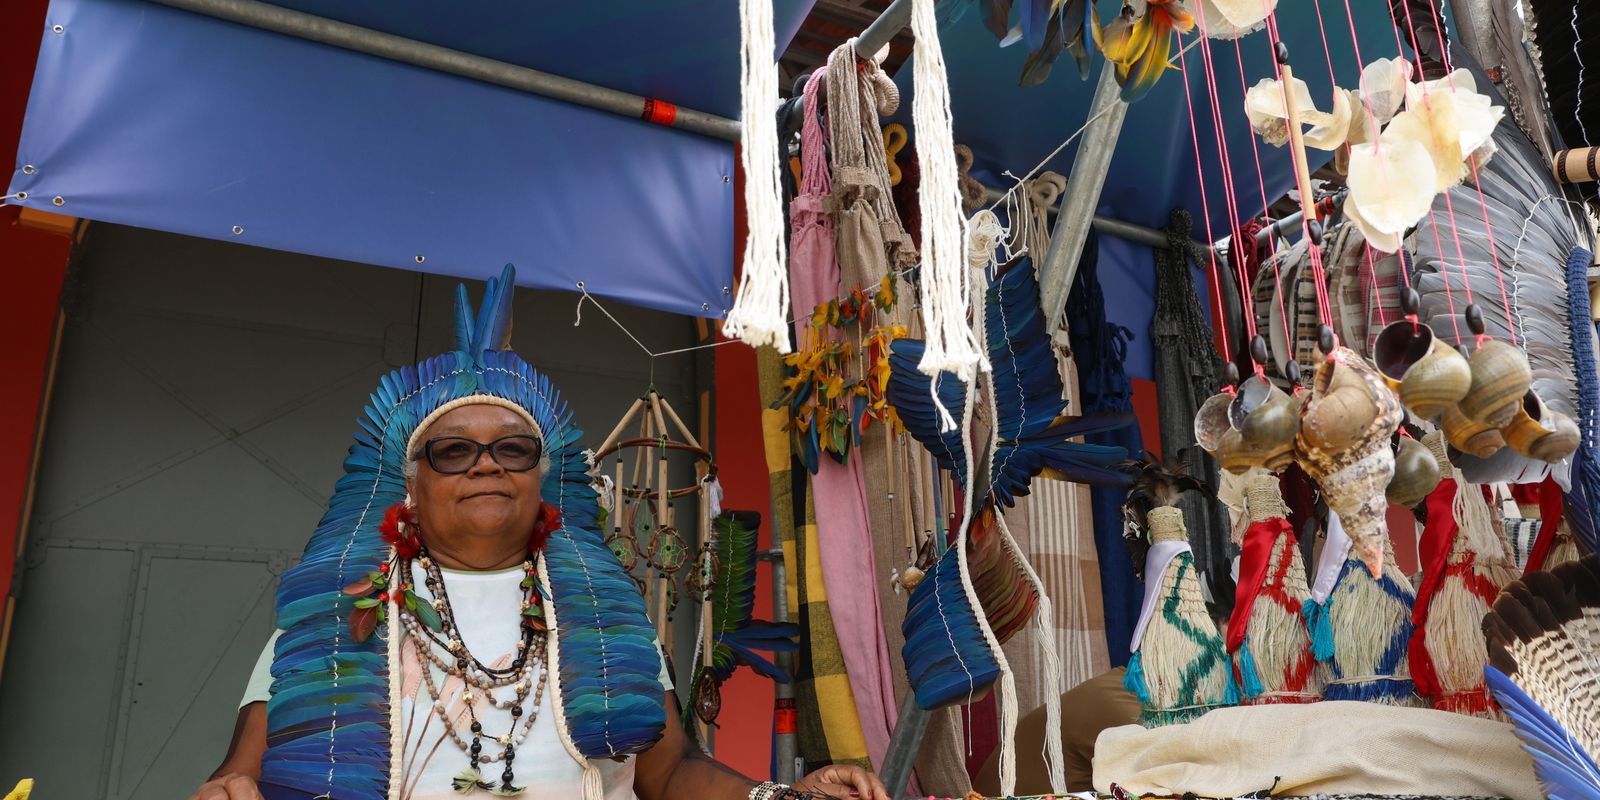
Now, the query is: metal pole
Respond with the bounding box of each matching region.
[782,0,912,132]
[761,548,799,783]
[878,699,931,800]
[147,0,742,142]
[1038,63,1129,333]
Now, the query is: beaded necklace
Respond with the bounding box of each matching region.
[398,549,548,796]
[355,500,560,797]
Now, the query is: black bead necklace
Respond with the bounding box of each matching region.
[400,546,547,796]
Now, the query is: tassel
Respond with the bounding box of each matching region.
[1237,637,1266,699]
[1303,598,1335,661]
[724,0,791,352]
[581,761,603,800]
[911,0,987,392]
[1124,650,1150,703]
[1223,667,1242,705]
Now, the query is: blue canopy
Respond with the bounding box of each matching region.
[6,0,812,319]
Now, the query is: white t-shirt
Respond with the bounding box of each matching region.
[243,565,672,800]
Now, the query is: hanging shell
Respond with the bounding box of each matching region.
[1296,348,1402,577]
[1443,405,1506,458]
[1236,378,1299,450]
[1386,435,1442,507]
[1195,391,1234,454]
[1503,391,1581,463]
[1216,425,1295,474]
[1373,321,1470,418]
[1459,340,1532,427]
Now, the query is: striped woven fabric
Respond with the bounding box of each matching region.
[755,347,872,771]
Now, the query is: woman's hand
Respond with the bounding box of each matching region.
[189,773,263,800]
[791,764,891,800]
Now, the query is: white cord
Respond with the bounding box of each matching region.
[724,0,791,353]
[911,0,986,398]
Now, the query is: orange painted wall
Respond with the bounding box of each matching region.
[708,150,777,778]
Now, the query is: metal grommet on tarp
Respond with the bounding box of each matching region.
[231,225,245,235]
[21,165,35,175]
[51,196,64,206]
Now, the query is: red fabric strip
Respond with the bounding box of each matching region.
[1408,478,1460,699]
[1227,517,1293,653]
[1522,475,1564,574]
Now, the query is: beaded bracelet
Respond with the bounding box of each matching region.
[747,781,815,800]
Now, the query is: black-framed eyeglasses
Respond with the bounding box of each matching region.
[413,435,543,475]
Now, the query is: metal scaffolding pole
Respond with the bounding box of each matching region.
[782,0,912,131]
[1038,63,1130,333]
[147,0,743,142]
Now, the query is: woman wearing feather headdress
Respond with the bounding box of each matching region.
[189,267,886,800]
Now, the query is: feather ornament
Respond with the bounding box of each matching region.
[1483,555,1600,798]
[1111,0,1193,102]
[682,511,799,739]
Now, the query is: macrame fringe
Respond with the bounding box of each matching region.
[996,511,1068,792]
[1424,481,1506,719]
[1325,547,1416,705]
[911,0,985,390]
[1303,598,1336,661]
[725,0,791,353]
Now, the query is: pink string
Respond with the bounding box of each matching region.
[1176,32,1236,370]
[1422,0,1518,347]
[1228,37,1296,361]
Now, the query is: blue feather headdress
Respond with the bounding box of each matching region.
[260,265,664,799]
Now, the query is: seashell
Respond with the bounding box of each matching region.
[1503,391,1581,463]
[1301,386,1379,453]
[1216,426,1295,474]
[1442,405,1505,458]
[1315,443,1395,578]
[1459,340,1532,427]
[1371,322,1471,418]
[1373,318,1434,392]
[1533,412,1580,463]
[1235,377,1298,451]
[1400,339,1472,418]
[1386,435,1442,507]
[1194,392,1234,454]
[1295,348,1402,577]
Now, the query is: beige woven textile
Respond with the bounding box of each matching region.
[1092,701,1540,799]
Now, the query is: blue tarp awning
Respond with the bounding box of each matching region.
[5,0,812,319]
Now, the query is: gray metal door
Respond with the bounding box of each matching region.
[0,223,698,798]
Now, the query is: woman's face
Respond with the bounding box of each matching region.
[407,404,543,544]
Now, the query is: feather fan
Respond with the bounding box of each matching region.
[682,511,799,741]
[1483,554,1600,799]
[1413,96,1595,488]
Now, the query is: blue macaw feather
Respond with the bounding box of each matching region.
[453,283,476,353]
[902,541,1003,709]
[1486,666,1600,799]
[1020,0,1049,51]
[886,338,969,481]
[261,266,663,798]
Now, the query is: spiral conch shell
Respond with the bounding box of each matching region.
[1296,348,1403,577]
